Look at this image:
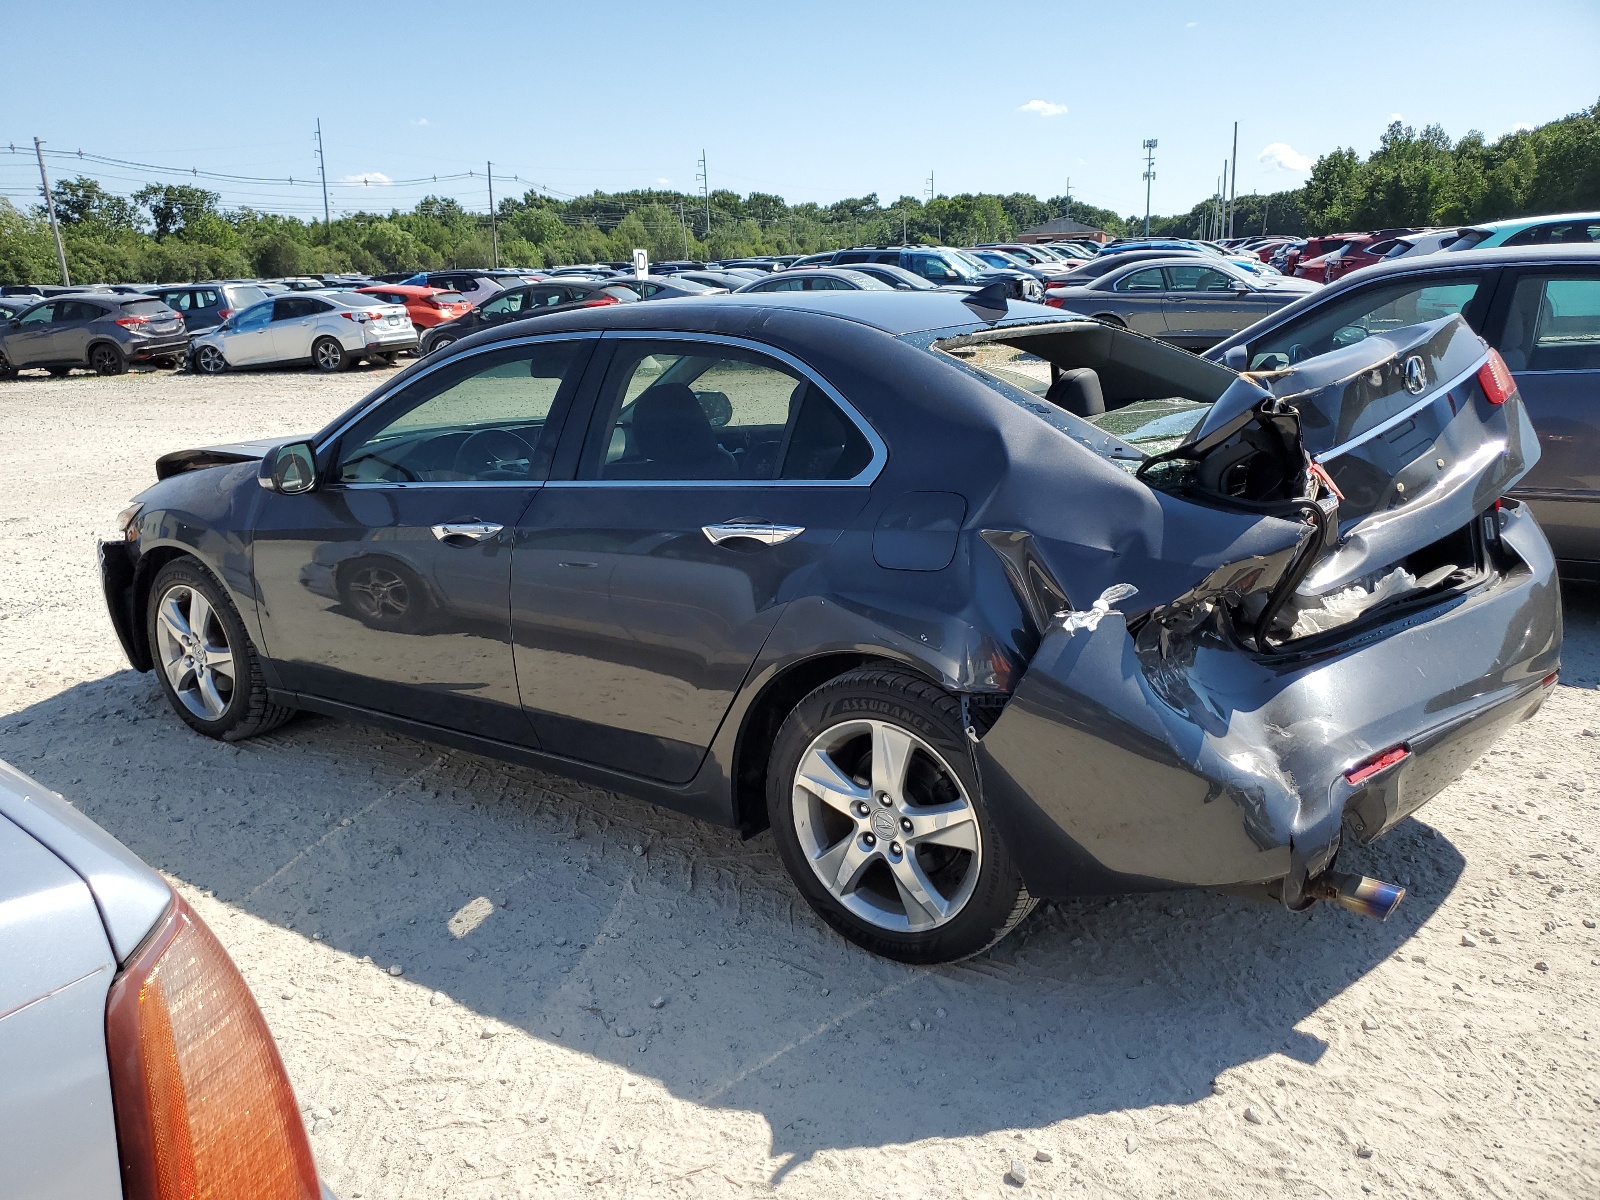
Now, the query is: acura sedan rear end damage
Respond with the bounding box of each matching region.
[950,314,1559,917]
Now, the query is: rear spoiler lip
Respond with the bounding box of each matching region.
[1308,350,1490,464]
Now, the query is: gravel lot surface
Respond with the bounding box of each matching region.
[2,365,1598,1199]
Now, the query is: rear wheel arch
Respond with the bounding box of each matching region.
[87,339,128,374]
[1090,313,1126,327]
[731,651,939,835]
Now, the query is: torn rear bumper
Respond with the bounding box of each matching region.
[974,500,1561,902]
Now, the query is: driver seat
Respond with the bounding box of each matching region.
[1046,367,1106,418]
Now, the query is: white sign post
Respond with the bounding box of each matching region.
[633,248,648,279]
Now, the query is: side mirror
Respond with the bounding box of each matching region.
[1221,345,1249,370]
[257,441,319,494]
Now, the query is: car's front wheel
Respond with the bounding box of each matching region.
[311,336,347,372]
[767,668,1034,963]
[425,334,456,357]
[194,344,228,374]
[146,558,295,741]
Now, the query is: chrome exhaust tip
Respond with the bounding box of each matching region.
[1309,871,1405,921]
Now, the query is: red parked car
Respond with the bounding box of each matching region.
[1294,230,1419,283]
[357,284,474,330]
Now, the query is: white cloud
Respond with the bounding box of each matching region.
[1258,142,1314,172]
[1018,99,1069,118]
[656,177,672,185]
[1513,122,1535,133]
[340,172,392,186]
[409,117,430,127]
[1186,20,1197,27]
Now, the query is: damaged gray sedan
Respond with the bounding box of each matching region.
[101,292,1560,963]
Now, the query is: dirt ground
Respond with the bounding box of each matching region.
[1,364,1598,1199]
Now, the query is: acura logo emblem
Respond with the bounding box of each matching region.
[1403,355,1428,395]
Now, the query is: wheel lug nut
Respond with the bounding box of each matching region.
[854,801,870,817]
[877,792,892,806]
[862,832,876,847]
[900,817,912,833]
[890,841,902,856]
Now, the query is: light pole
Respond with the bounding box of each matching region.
[33,138,69,285]
[1141,139,1158,237]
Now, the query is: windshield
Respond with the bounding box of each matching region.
[946,252,991,279]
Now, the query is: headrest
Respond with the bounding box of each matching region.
[1046,367,1105,417]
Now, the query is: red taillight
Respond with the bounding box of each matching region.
[1477,348,1515,406]
[115,314,153,327]
[341,309,378,322]
[106,896,320,1200]
[1043,295,1066,308]
[1344,744,1410,786]
[1541,671,1560,688]
[424,299,442,309]
[216,308,233,321]
[580,295,620,307]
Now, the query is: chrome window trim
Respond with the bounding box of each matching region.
[562,329,886,488]
[1313,353,1488,463]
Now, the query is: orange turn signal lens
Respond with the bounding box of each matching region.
[106,896,320,1200]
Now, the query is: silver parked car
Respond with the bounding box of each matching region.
[190,291,417,374]
[0,293,189,379]
[0,758,331,1200]
[1042,256,1318,350]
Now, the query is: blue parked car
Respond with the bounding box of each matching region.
[1447,211,1600,252]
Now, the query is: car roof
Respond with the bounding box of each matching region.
[439,291,1073,349]
[1461,210,1600,234]
[357,284,443,296]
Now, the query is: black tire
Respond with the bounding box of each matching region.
[89,342,127,376]
[378,352,400,366]
[146,557,296,742]
[193,344,228,374]
[766,668,1034,963]
[48,366,72,378]
[0,351,14,381]
[425,334,456,358]
[311,336,347,373]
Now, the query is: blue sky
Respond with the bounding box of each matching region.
[3,0,1597,221]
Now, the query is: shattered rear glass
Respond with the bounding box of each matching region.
[1083,399,1209,456]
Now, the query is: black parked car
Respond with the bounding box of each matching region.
[1207,243,1600,577]
[102,291,1558,962]
[417,281,639,355]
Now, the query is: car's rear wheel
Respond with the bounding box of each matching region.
[311,336,347,372]
[426,334,456,357]
[146,558,295,741]
[767,668,1034,963]
[0,351,14,381]
[377,351,400,366]
[194,344,228,374]
[89,342,127,375]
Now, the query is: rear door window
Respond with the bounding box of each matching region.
[1503,220,1600,247]
[1114,268,1167,293]
[57,301,106,322]
[1165,265,1235,292]
[1246,274,1487,368]
[1499,273,1600,371]
[586,341,871,481]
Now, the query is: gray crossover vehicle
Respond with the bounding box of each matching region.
[0,293,188,378]
[1042,257,1317,350]
[0,758,331,1199]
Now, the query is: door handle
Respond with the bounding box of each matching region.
[431,522,504,543]
[702,521,804,547]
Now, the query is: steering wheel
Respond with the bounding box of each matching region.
[453,428,536,480]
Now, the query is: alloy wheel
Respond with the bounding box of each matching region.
[791,718,982,933]
[90,345,122,375]
[153,584,237,721]
[314,339,343,371]
[347,565,411,621]
[195,345,227,374]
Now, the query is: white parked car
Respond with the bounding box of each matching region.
[0,758,333,1200]
[190,292,417,374]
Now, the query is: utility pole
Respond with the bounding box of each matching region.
[1063,176,1071,223]
[315,120,331,232]
[1141,139,1158,237]
[1227,121,1239,239]
[486,161,499,268]
[925,170,935,204]
[678,199,689,257]
[33,138,69,286]
[696,151,710,244]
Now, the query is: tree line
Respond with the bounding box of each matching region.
[2,100,1595,285]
